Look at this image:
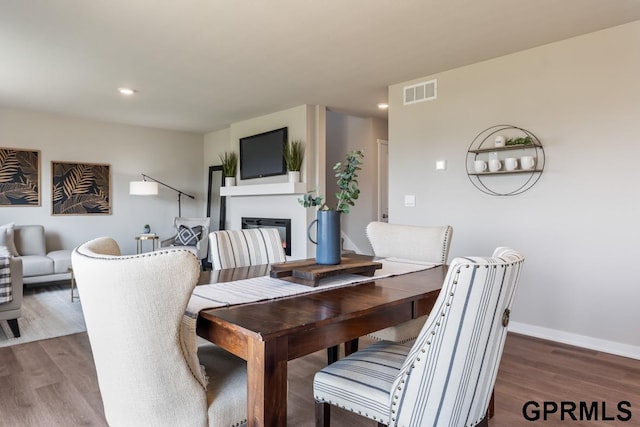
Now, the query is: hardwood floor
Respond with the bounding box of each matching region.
[0,332,638,426]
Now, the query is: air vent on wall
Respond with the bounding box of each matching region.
[403,79,437,105]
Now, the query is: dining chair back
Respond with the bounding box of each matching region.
[314,247,525,427]
[366,222,453,343]
[208,228,286,270]
[72,237,247,426]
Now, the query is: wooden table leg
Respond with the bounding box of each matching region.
[247,336,288,426]
[327,345,339,364]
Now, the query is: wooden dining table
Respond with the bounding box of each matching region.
[195,259,447,427]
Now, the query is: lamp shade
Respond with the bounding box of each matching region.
[129,181,159,195]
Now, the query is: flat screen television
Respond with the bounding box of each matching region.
[239,127,288,180]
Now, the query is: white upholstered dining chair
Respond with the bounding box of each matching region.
[314,247,525,427]
[208,228,286,270]
[72,237,247,426]
[366,221,453,343]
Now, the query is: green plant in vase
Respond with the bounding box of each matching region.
[299,150,363,213]
[219,151,238,177]
[284,139,305,172]
[284,139,305,182]
[299,150,364,264]
[219,151,238,186]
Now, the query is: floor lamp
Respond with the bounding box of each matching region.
[129,174,195,217]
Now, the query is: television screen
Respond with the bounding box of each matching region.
[240,127,287,180]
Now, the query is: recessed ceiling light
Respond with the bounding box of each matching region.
[117,87,136,95]
[377,103,389,109]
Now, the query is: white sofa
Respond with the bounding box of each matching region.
[14,225,72,285]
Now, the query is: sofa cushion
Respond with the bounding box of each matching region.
[0,223,19,256]
[48,249,73,274]
[175,225,203,246]
[14,225,47,256]
[20,255,54,277]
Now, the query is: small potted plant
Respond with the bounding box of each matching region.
[506,136,533,146]
[284,139,305,183]
[219,151,238,186]
[299,150,364,264]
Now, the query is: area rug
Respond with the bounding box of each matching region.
[0,284,86,347]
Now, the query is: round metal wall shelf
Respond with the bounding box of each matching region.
[466,124,545,196]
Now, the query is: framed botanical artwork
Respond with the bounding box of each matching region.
[52,161,111,215]
[0,147,41,206]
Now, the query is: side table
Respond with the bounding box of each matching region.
[135,233,159,254]
[69,266,79,302]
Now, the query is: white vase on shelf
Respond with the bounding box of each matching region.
[225,177,236,187]
[288,171,300,183]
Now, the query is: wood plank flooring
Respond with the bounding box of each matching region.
[0,332,638,426]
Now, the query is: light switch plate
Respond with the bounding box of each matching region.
[404,194,416,207]
[436,160,447,170]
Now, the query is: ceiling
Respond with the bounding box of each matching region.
[2,1,639,134]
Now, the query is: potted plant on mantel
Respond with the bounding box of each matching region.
[219,151,238,186]
[283,139,305,183]
[299,150,364,265]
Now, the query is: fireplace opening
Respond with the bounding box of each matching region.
[241,217,291,256]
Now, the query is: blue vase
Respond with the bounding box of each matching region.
[307,210,341,265]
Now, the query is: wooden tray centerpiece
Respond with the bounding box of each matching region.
[270,257,382,287]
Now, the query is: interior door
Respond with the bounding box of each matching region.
[377,139,389,222]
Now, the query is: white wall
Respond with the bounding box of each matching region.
[203,105,326,260]
[388,21,640,358]
[0,108,204,255]
[326,111,388,254]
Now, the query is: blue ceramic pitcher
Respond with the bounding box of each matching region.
[307,210,341,265]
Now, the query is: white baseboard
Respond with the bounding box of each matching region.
[508,321,640,360]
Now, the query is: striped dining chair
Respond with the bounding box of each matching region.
[208,228,286,270]
[313,247,525,427]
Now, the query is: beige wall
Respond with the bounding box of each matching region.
[0,108,204,255]
[388,21,640,358]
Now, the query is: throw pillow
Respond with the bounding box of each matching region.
[174,225,203,247]
[0,246,11,257]
[0,223,19,256]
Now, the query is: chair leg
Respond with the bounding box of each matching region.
[7,319,20,338]
[327,346,339,364]
[488,389,495,418]
[315,400,330,427]
[344,338,359,356]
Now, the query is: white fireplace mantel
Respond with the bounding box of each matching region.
[220,182,308,197]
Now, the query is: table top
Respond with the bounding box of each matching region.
[135,233,159,240]
[196,260,447,344]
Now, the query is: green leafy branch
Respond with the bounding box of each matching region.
[299,150,364,214]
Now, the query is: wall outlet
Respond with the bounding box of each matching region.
[436,160,447,170]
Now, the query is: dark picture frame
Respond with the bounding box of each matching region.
[51,161,111,215]
[0,147,40,206]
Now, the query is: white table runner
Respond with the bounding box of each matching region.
[185,258,439,318]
